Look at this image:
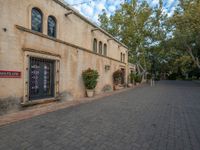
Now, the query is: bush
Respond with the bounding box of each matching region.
[168,73,177,80]
[155,74,161,81]
[82,68,99,89]
[102,84,112,92]
[134,74,142,83]
[147,74,152,80]
[113,70,123,85]
[129,72,135,84]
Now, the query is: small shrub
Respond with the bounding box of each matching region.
[129,72,135,84]
[147,74,152,80]
[102,84,112,92]
[155,74,161,81]
[168,73,177,80]
[82,68,99,89]
[134,74,142,83]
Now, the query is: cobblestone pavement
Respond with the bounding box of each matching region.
[0,81,200,150]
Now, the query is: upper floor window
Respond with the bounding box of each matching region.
[123,54,125,62]
[103,44,107,56]
[93,38,97,53]
[120,52,123,62]
[31,8,43,32]
[99,41,102,55]
[48,16,56,38]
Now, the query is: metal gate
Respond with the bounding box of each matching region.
[29,57,55,100]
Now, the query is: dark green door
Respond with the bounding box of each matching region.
[29,57,55,100]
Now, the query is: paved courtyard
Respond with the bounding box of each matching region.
[0,81,200,150]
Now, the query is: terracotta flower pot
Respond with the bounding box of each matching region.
[114,85,124,90]
[86,89,94,97]
[128,83,133,87]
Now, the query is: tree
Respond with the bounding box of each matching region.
[170,0,200,69]
[98,0,200,79]
[145,0,170,75]
[99,0,152,73]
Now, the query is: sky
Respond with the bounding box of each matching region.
[64,0,179,23]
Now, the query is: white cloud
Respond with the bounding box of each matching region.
[150,0,159,6]
[64,0,178,23]
[167,0,175,6]
[93,13,99,23]
[97,2,106,11]
[108,5,116,12]
[81,4,93,17]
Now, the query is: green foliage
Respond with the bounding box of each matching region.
[130,72,142,83]
[188,67,200,79]
[147,74,152,80]
[129,72,135,84]
[99,0,200,78]
[134,74,142,83]
[168,73,178,80]
[82,68,99,89]
[169,0,200,69]
[99,0,170,74]
[167,55,197,80]
[113,70,123,85]
[98,9,110,32]
[173,55,194,74]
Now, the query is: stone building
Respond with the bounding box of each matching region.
[0,0,130,114]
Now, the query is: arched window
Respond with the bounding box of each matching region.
[120,52,123,62]
[103,44,107,56]
[123,54,125,62]
[48,16,56,38]
[31,8,43,32]
[99,41,102,55]
[93,38,97,53]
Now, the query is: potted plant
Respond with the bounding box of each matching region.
[82,68,99,97]
[113,70,124,90]
[134,74,142,85]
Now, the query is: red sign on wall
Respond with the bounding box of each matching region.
[0,70,21,78]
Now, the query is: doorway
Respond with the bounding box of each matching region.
[121,68,125,84]
[29,57,55,100]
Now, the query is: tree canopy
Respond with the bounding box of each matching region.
[98,0,200,80]
[170,0,200,69]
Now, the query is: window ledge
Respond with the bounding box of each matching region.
[16,25,127,65]
[21,97,60,107]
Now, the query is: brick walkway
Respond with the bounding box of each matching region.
[0,87,134,126]
[0,81,200,150]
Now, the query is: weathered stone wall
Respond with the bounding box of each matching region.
[0,0,128,115]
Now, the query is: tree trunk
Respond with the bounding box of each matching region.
[186,46,200,69]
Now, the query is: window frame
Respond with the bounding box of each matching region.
[48,15,57,38]
[120,52,123,62]
[99,41,103,55]
[123,54,125,62]
[93,38,97,53]
[103,44,107,56]
[31,7,43,33]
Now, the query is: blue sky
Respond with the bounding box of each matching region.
[64,0,178,23]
